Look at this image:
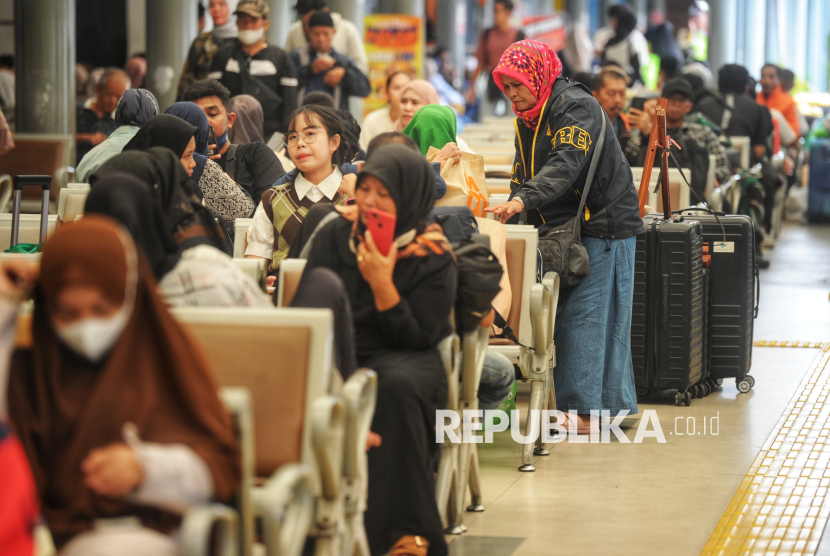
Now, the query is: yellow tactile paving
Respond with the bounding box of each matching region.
[754,340,827,349]
[701,343,830,556]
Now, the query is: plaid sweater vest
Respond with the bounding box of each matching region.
[262,180,348,271]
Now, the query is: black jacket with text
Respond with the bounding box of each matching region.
[510,78,643,240]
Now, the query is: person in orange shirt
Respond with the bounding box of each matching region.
[757,63,800,145]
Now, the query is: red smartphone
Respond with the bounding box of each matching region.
[366,208,396,256]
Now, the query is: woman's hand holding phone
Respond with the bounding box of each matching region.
[357,230,400,311]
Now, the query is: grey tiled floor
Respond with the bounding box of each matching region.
[448,224,830,556]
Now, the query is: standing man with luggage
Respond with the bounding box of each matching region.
[209,0,298,143]
[486,40,643,433]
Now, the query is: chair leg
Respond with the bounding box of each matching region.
[534,375,552,457]
[444,468,466,534]
[519,378,546,471]
[435,445,456,527]
[467,445,485,512]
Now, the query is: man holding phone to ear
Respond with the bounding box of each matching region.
[184,79,285,207]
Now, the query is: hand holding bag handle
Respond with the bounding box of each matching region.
[535,111,606,287]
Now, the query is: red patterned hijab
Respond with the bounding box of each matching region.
[492,40,563,129]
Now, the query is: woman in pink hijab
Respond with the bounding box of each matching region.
[393,80,440,132]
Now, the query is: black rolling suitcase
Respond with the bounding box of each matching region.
[674,210,758,393]
[631,214,706,406]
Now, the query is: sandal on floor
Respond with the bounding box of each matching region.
[390,535,429,556]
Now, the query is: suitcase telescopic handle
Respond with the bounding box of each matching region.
[11,175,52,248]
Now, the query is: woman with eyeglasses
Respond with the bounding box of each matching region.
[245,105,357,274]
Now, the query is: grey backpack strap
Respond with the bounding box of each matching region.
[225,143,240,182]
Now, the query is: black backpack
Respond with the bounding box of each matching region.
[453,235,504,333]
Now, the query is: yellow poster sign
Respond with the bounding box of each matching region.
[363,14,424,114]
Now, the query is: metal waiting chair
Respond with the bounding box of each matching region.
[173,307,349,556]
[233,218,254,258]
[57,183,90,225]
[488,225,558,472]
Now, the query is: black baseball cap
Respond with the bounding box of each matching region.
[308,10,334,28]
[662,78,693,100]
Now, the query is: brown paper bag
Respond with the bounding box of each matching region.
[427,147,490,217]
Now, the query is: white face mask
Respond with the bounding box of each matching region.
[238,28,264,45]
[54,303,132,364]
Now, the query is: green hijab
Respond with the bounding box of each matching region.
[402,105,458,156]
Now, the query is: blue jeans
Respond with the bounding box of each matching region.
[478,351,515,410]
[553,235,638,415]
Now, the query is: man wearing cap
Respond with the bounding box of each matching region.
[289,11,370,112]
[285,0,367,74]
[209,0,298,141]
[624,77,730,206]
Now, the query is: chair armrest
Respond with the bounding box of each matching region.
[254,463,316,556]
[180,503,240,556]
[529,283,550,353]
[438,333,461,412]
[311,396,346,502]
[542,271,560,352]
[460,327,489,405]
[341,369,378,482]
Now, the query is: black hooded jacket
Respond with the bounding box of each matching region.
[509,78,644,240]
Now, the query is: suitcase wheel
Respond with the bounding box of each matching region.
[675,391,692,406]
[716,378,724,386]
[737,376,754,394]
[636,388,649,397]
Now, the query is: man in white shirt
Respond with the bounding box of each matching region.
[284,0,368,74]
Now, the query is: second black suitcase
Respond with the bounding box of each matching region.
[677,211,758,393]
[632,214,706,406]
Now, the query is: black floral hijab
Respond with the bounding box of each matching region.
[92,148,232,254]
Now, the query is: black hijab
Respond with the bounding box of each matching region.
[84,172,182,280]
[607,6,637,47]
[114,89,160,127]
[359,144,435,235]
[91,147,232,255]
[123,114,198,157]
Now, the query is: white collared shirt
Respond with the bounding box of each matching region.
[294,166,342,203]
[245,167,343,259]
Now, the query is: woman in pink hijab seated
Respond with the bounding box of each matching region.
[393,80,473,154]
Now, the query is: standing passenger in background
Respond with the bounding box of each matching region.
[75,68,130,165]
[359,71,411,150]
[178,0,239,100]
[290,11,371,112]
[209,0,299,142]
[284,0,368,74]
[468,0,525,117]
[600,5,643,85]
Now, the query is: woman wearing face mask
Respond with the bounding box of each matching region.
[125,111,255,235]
[245,105,356,274]
[85,174,271,308]
[177,0,239,100]
[94,147,233,255]
[208,2,298,142]
[76,88,160,182]
[5,216,240,555]
[303,144,455,556]
[359,71,411,150]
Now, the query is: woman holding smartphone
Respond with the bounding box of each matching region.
[304,144,456,556]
